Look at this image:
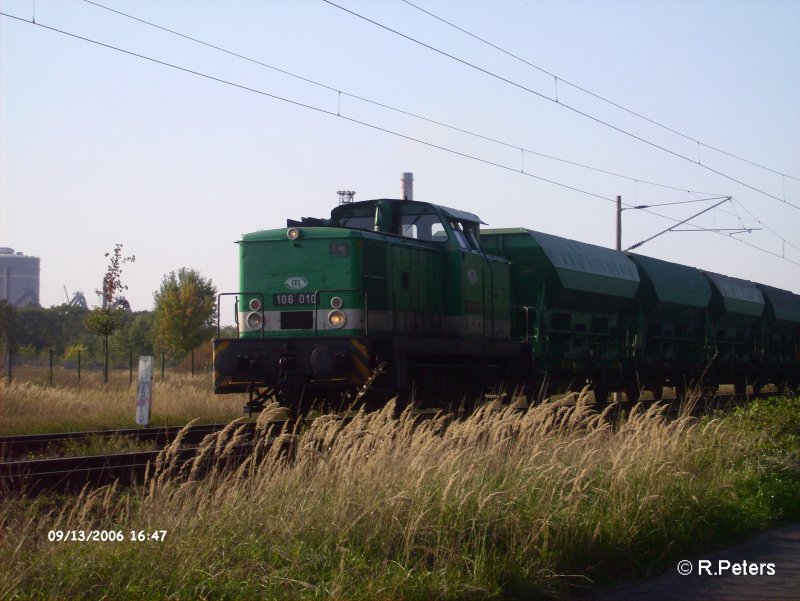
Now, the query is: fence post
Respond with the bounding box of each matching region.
[6,350,11,383]
[49,348,53,386]
[103,336,109,385]
[129,350,133,385]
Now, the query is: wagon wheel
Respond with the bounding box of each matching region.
[622,384,640,405]
[649,376,665,402]
[776,379,794,395]
[592,383,609,408]
[673,380,687,403]
[701,382,719,400]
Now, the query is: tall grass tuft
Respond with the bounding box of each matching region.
[2,391,798,599]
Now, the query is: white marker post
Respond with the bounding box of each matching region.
[136,356,154,426]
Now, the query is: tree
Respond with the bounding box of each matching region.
[154,268,217,360]
[11,304,97,362]
[111,311,156,365]
[51,304,92,357]
[85,244,135,383]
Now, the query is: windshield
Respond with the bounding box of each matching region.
[339,215,374,230]
[335,202,449,242]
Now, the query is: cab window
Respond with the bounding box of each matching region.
[450,220,479,251]
[400,211,448,242]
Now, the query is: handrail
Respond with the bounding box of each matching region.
[523,306,530,344]
[216,292,265,338]
[511,305,534,344]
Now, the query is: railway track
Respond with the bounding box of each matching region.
[0,422,267,460]
[0,442,266,496]
[0,420,295,497]
[0,413,362,497]
[0,393,773,497]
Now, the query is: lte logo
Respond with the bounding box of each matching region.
[285,276,308,290]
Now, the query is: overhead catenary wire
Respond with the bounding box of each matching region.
[726,196,749,234]
[79,0,724,200]
[1,10,798,269]
[84,0,798,250]
[731,198,800,252]
[627,198,731,250]
[74,0,800,252]
[634,202,799,265]
[673,191,798,247]
[670,228,760,233]
[399,0,800,183]
[0,10,612,207]
[321,0,800,211]
[635,197,730,208]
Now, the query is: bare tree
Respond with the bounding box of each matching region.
[85,244,135,383]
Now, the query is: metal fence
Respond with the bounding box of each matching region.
[2,346,211,387]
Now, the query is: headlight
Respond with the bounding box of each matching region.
[330,296,343,309]
[246,312,263,329]
[249,298,262,311]
[327,310,346,329]
[287,227,301,240]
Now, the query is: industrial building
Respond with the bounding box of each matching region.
[0,248,40,307]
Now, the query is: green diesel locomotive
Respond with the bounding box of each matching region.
[213,190,800,414]
[213,195,522,413]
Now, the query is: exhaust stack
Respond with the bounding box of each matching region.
[401,172,413,201]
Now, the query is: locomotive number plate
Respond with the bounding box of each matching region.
[273,293,317,306]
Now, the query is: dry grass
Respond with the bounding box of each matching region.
[0,375,243,435]
[2,389,797,600]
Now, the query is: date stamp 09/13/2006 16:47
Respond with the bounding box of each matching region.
[47,530,167,543]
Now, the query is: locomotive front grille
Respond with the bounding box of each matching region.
[280,311,314,330]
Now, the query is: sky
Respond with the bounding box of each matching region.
[2,0,799,313]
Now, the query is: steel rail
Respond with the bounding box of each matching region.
[0,415,361,496]
[0,422,265,460]
[0,443,262,496]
